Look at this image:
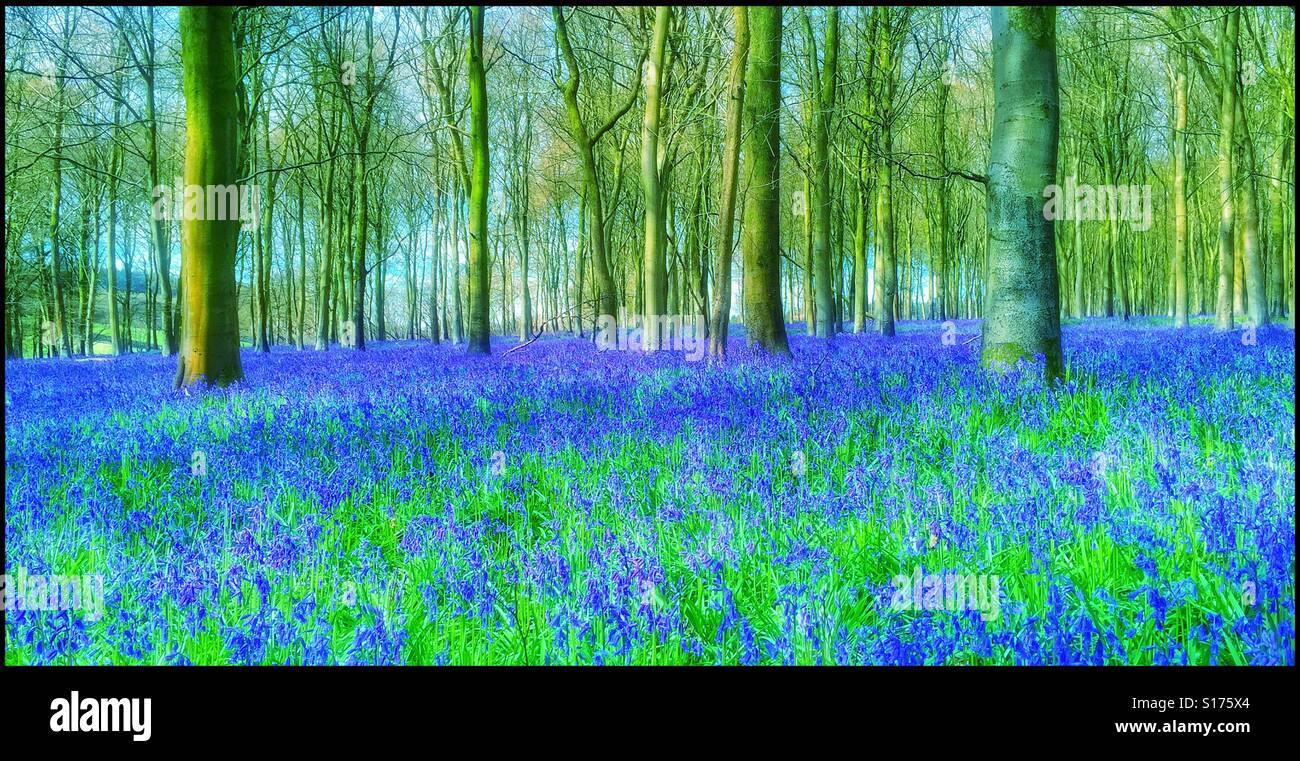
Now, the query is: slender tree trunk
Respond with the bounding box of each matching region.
[552,6,642,324]
[1269,110,1292,321]
[1172,44,1190,327]
[257,80,274,353]
[144,9,177,356]
[852,169,869,332]
[105,44,126,355]
[874,10,898,338]
[47,23,73,358]
[1214,8,1239,331]
[465,6,491,354]
[314,141,336,349]
[517,122,534,342]
[1234,86,1269,328]
[350,152,369,350]
[641,6,671,350]
[295,178,307,348]
[807,7,838,339]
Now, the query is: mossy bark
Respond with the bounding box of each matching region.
[466,6,491,354]
[175,6,244,388]
[740,6,791,356]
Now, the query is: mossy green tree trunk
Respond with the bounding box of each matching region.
[980,6,1062,379]
[174,6,244,388]
[466,6,491,354]
[741,6,791,356]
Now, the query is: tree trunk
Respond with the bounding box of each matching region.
[1234,84,1269,328]
[465,6,491,354]
[641,6,671,350]
[1172,43,1189,327]
[145,9,178,356]
[807,7,838,339]
[47,26,73,358]
[874,10,898,338]
[1214,8,1238,331]
[174,6,244,388]
[980,6,1063,379]
[740,6,791,356]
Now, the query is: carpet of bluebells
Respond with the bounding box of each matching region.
[4,318,1295,665]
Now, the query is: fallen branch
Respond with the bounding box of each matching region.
[503,297,604,357]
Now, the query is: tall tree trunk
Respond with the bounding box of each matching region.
[980,5,1063,379]
[47,19,73,358]
[852,168,869,332]
[314,142,336,349]
[295,177,307,348]
[105,39,126,355]
[935,11,951,322]
[350,153,369,350]
[874,9,898,338]
[1234,86,1269,328]
[1269,109,1292,322]
[516,112,534,342]
[1214,8,1239,331]
[465,6,491,354]
[802,172,815,333]
[641,6,671,350]
[807,7,838,339]
[1172,42,1190,328]
[145,8,178,356]
[429,176,443,344]
[256,74,274,353]
[552,6,643,324]
[174,6,244,388]
[740,6,791,356]
[451,180,465,343]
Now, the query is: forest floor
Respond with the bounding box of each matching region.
[4,318,1295,664]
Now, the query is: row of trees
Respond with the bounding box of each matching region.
[4,6,1294,385]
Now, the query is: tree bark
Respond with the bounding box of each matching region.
[465,6,491,354]
[174,6,244,388]
[740,6,791,356]
[980,6,1063,379]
